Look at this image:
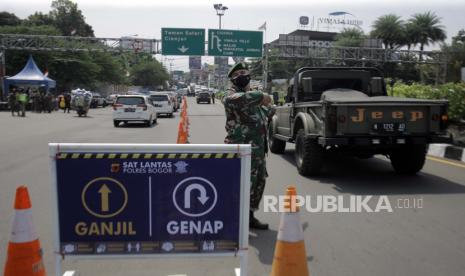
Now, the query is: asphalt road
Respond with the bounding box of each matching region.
[1,98,464,276]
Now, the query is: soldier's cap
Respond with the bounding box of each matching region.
[228,62,249,78]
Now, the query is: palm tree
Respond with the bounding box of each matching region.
[334,27,365,47]
[403,22,418,50]
[408,11,446,53]
[371,14,405,49]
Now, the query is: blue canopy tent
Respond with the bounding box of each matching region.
[3,56,56,97]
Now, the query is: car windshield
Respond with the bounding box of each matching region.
[116,97,144,105]
[199,93,210,96]
[150,95,169,101]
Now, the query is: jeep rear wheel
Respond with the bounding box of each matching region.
[295,129,324,176]
[390,144,427,175]
[268,126,286,154]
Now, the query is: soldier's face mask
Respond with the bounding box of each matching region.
[231,74,251,89]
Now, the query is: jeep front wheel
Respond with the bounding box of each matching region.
[268,126,286,154]
[295,129,324,176]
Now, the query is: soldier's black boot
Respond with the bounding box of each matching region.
[249,211,269,230]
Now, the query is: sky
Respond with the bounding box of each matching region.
[2,0,464,71]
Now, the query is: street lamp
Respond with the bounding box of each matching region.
[213,3,228,29]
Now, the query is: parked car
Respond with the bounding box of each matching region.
[149,93,174,117]
[106,94,118,105]
[91,92,107,108]
[196,91,211,104]
[112,95,157,127]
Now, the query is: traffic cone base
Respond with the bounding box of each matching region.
[271,241,308,276]
[5,239,45,275]
[4,186,46,276]
[271,186,309,276]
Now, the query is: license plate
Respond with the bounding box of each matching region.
[124,108,136,112]
[372,122,406,133]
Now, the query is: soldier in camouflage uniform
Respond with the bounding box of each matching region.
[223,62,274,230]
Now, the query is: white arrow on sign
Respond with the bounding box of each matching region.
[184,183,209,208]
[210,32,222,52]
[178,45,189,53]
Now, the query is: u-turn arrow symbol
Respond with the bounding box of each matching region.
[184,183,209,208]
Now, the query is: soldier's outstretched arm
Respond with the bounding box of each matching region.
[225,91,264,108]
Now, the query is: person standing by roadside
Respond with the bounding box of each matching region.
[211,92,215,104]
[223,62,274,230]
[64,93,71,113]
[8,89,17,116]
[16,89,28,117]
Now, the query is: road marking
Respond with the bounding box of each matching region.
[427,156,465,169]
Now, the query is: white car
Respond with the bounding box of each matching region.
[149,93,173,117]
[112,95,157,127]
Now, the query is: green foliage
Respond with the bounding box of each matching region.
[371,14,405,49]
[0,11,22,26]
[442,29,465,82]
[130,59,169,88]
[0,25,61,35]
[24,12,55,26]
[389,82,465,121]
[50,0,94,36]
[1,5,126,91]
[408,11,446,51]
[334,28,365,47]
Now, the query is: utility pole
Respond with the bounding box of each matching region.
[213,4,228,90]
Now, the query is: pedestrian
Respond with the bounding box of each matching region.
[211,92,215,104]
[8,88,17,116]
[223,62,274,230]
[64,93,71,113]
[16,89,28,117]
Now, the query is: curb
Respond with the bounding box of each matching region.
[428,144,465,163]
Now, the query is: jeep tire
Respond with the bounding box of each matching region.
[390,144,427,174]
[295,129,324,176]
[268,126,286,154]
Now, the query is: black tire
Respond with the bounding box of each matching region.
[145,120,151,127]
[390,144,427,175]
[169,113,173,118]
[113,120,120,127]
[268,126,286,154]
[295,129,324,176]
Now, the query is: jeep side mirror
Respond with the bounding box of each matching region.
[302,77,313,93]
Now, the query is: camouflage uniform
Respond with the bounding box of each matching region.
[223,89,275,210]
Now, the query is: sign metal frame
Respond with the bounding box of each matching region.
[49,143,251,276]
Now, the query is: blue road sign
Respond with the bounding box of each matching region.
[54,151,243,255]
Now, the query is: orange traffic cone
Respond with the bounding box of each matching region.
[270,186,309,276]
[4,186,46,276]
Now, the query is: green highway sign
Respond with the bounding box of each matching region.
[208,29,263,57]
[161,28,205,56]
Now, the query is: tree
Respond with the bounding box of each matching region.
[91,52,127,85]
[50,0,94,36]
[371,14,405,49]
[443,29,465,82]
[334,27,365,47]
[0,11,22,26]
[130,60,169,88]
[408,11,446,52]
[24,12,54,26]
